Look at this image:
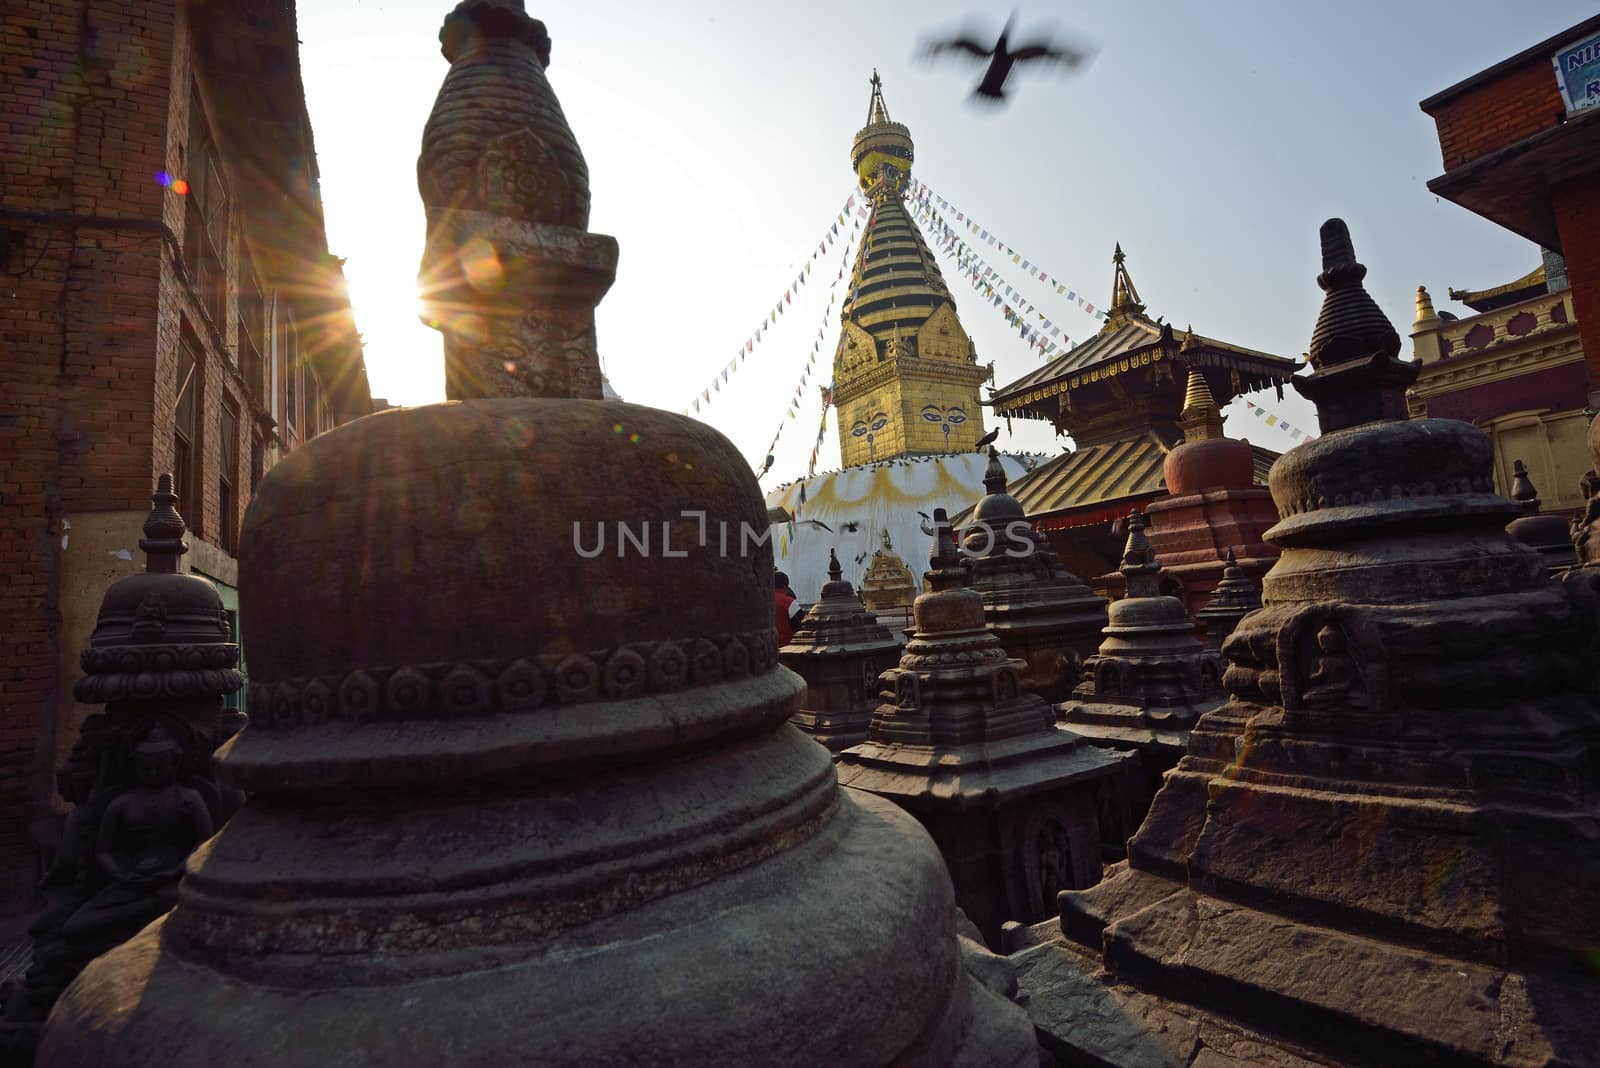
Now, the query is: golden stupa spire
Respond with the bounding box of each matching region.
[1106,243,1146,327]
[832,70,988,466]
[866,68,891,125]
[1179,334,1224,442]
[1413,284,1441,329]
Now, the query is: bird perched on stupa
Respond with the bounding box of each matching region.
[921,12,1093,103]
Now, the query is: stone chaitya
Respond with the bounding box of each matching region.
[780,549,903,753]
[0,478,242,1062]
[962,447,1109,700]
[1505,458,1579,575]
[1055,510,1226,803]
[1007,219,1600,1066]
[39,6,1040,1065]
[836,509,1135,947]
[1191,546,1263,650]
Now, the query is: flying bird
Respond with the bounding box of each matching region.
[974,427,1000,450]
[921,13,1093,103]
[798,519,834,534]
[917,511,936,536]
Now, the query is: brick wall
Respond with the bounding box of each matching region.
[1426,58,1566,171]
[0,0,175,904]
[1552,170,1600,393]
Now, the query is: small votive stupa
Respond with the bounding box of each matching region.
[781,549,903,753]
[963,447,1109,700]
[1191,546,1263,650]
[1505,458,1579,575]
[859,529,918,613]
[1009,219,1600,1067]
[1055,510,1225,800]
[836,509,1135,946]
[0,480,242,1062]
[38,6,1039,1065]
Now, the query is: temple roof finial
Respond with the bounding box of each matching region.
[828,547,844,583]
[1414,284,1441,329]
[1107,243,1145,326]
[1180,366,1224,442]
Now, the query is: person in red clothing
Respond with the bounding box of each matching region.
[774,571,805,644]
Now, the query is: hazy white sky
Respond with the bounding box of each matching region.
[297,0,1593,485]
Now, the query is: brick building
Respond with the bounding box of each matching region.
[1421,13,1600,411]
[0,0,369,908]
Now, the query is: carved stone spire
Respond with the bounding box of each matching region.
[138,473,187,574]
[1118,510,1160,598]
[1294,219,1415,432]
[417,0,616,401]
[1192,547,1263,651]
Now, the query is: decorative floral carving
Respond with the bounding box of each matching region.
[602,648,646,699]
[441,665,493,716]
[245,629,778,731]
[496,659,546,714]
[553,654,599,704]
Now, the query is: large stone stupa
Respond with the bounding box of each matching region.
[38,6,1038,1065]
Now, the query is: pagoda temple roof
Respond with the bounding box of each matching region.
[990,311,1295,415]
[1447,262,1547,313]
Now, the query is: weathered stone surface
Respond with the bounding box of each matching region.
[1192,547,1262,651]
[1058,511,1225,811]
[782,550,903,753]
[963,447,1108,701]
[1016,219,1600,1066]
[838,510,1134,946]
[37,11,1039,1066]
[0,479,242,1064]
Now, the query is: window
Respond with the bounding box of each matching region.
[174,333,200,527]
[239,256,265,400]
[183,88,228,327]
[219,398,239,554]
[306,374,320,440]
[250,432,264,493]
[284,311,299,435]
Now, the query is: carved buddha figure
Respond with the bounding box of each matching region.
[62,726,213,939]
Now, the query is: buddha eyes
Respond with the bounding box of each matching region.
[921,408,966,424]
[946,409,967,425]
[921,409,943,423]
[851,422,869,437]
[870,415,887,431]
[854,414,888,436]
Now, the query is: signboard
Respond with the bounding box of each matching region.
[1553,28,1600,114]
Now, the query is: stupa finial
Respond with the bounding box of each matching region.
[139,473,188,574]
[1413,284,1440,329]
[417,1,615,400]
[1293,219,1416,433]
[1119,510,1161,599]
[828,547,844,583]
[1510,458,1539,510]
[983,446,1008,495]
[1180,366,1224,442]
[866,69,890,124]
